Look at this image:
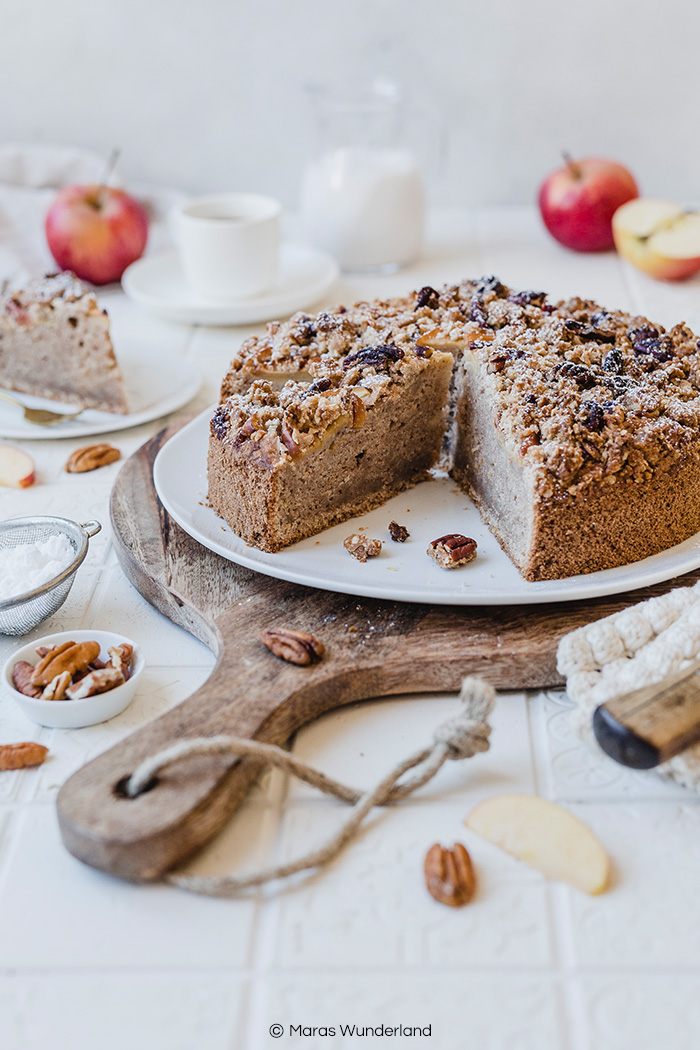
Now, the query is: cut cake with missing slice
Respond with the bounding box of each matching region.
[210,276,700,580]
[0,272,129,413]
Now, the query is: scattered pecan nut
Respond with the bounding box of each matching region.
[388,521,410,543]
[0,742,49,771]
[41,670,72,701]
[427,534,478,569]
[259,627,325,666]
[31,640,101,687]
[343,534,382,563]
[424,842,476,907]
[66,666,125,700]
[65,443,121,473]
[12,660,42,697]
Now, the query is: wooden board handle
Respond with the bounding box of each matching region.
[593,661,700,768]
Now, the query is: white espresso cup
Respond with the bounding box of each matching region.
[170,193,281,300]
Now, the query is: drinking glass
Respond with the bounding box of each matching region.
[300,80,444,273]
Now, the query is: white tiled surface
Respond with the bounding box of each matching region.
[1,210,700,1050]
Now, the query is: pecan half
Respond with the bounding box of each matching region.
[108,644,133,682]
[424,842,476,907]
[388,521,409,543]
[343,534,382,563]
[41,671,72,701]
[0,742,49,771]
[487,354,508,374]
[259,627,325,666]
[349,392,366,429]
[12,661,42,697]
[280,420,300,457]
[519,433,540,456]
[427,534,478,569]
[66,666,125,700]
[31,640,100,687]
[65,443,121,473]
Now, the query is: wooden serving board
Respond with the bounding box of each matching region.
[57,421,700,882]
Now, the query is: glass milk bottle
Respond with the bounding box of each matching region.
[300,81,428,273]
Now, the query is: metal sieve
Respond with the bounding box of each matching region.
[0,517,101,636]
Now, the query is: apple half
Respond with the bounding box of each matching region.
[465,794,610,894]
[613,198,700,280]
[0,444,35,488]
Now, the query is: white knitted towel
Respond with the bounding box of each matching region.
[557,578,700,791]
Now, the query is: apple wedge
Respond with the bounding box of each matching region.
[0,444,35,488]
[613,198,700,280]
[465,794,610,895]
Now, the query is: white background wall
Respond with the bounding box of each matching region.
[1,0,698,207]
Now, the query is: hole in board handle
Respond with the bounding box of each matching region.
[114,774,160,799]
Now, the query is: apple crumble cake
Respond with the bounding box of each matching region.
[0,272,129,413]
[209,276,700,580]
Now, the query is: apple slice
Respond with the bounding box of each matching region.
[465,794,610,894]
[613,198,700,280]
[0,444,35,488]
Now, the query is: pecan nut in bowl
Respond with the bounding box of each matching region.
[2,630,144,729]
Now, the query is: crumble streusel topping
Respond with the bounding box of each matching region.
[215,275,700,496]
[465,292,700,496]
[0,272,101,328]
[212,344,444,464]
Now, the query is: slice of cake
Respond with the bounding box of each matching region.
[208,343,453,551]
[0,272,129,413]
[210,275,700,581]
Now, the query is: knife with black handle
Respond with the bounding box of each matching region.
[593,661,700,768]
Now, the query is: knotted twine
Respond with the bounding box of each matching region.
[123,676,495,897]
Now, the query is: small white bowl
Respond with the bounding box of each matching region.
[2,629,144,729]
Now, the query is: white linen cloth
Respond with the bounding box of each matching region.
[0,143,184,287]
[558,580,700,791]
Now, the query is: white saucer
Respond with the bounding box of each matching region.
[0,341,201,440]
[153,408,700,606]
[122,243,340,326]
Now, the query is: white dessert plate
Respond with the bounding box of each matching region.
[153,408,700,606]
[121,243,340,326]
[0,342,201,440]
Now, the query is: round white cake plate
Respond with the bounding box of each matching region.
[121,243,340,326]
[153,408,700,606]
[0,342,201,440]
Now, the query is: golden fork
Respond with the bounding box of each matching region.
[0,390,84,426]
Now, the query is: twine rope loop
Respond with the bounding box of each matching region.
[124,675,494,897]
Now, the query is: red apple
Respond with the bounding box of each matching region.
[538,155,639,252]
[45,184,149,285]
